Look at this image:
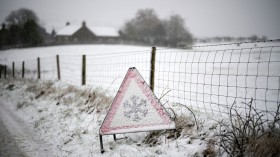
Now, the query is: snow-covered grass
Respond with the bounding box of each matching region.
[0,78,225,157]
[219,100,280,157]
[0,42,280,156]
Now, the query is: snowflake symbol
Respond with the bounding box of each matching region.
[123,95,148,122]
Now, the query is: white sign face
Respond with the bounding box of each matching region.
[100,68,175,135]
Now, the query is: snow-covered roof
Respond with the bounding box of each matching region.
[56,25,80,36]
[88,26,119,37]
[56,24,119,37]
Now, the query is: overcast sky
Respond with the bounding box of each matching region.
[0,0,279,39]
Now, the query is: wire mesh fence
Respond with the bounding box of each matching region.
[60,55,82,85]
[154,46,280,120]
[1,41,279,120]
[40,56,57,80]
[86,50,151,94]
[24,58,37,79]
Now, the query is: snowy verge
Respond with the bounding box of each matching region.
[0,78,226,157]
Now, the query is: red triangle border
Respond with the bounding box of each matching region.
[100,68,174,135]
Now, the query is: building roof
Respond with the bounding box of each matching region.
[56,24,119,37]
[88,26,119,37]
[56,25,80,36]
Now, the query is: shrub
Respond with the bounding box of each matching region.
[219,99,280,157]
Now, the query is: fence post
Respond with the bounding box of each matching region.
[22,61,25,78]
[37,57,41,79]
[0,65,2,78]
[12,62,15,78]
[4,65,6,78]
[150,47,156,92]
[56,55,61,80]
[82,55,86,85]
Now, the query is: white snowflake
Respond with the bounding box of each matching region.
[123,95,148,122]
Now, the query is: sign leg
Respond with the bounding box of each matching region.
[99,135,105,153]
[113,134,117,141]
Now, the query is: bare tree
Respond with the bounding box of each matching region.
[120,9,193,47]
[163,15,193,48]
[121,9,165,45]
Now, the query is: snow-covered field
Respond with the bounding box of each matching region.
[0,43,280,117]
[0,43,280,156]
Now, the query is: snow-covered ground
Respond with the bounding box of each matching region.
[0,42,279,156]
[0,117,26,157]
[0,78,224,157]
[1,43,279,117]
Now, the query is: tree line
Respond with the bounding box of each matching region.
[0,8,193,49]
[1,8,268,50]
[119,9,193,48]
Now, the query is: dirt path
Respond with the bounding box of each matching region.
[0,99,55,157]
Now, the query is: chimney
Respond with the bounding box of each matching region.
[82,21,86,27]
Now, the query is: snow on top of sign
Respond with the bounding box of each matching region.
[56,25,80,36]
[100,68,175,135]
[88,26,119,37]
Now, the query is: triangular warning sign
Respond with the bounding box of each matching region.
[100,67,175,135]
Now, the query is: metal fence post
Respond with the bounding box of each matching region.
[82,55,86,85]
[150,47,156,92]
[22,61,25,78]
[37,57,41,79]
[56,55,61,80]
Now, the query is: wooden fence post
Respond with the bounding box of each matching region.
[37,57,41,79]
[82,55,86,85]
[12,62,15,78]
[0,65,2,78]
[4,65,6,78]
[150,47,156,92]
[22,61,25,78]
[56,55,61,80]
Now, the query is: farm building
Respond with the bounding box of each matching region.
[55,21,119,44]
